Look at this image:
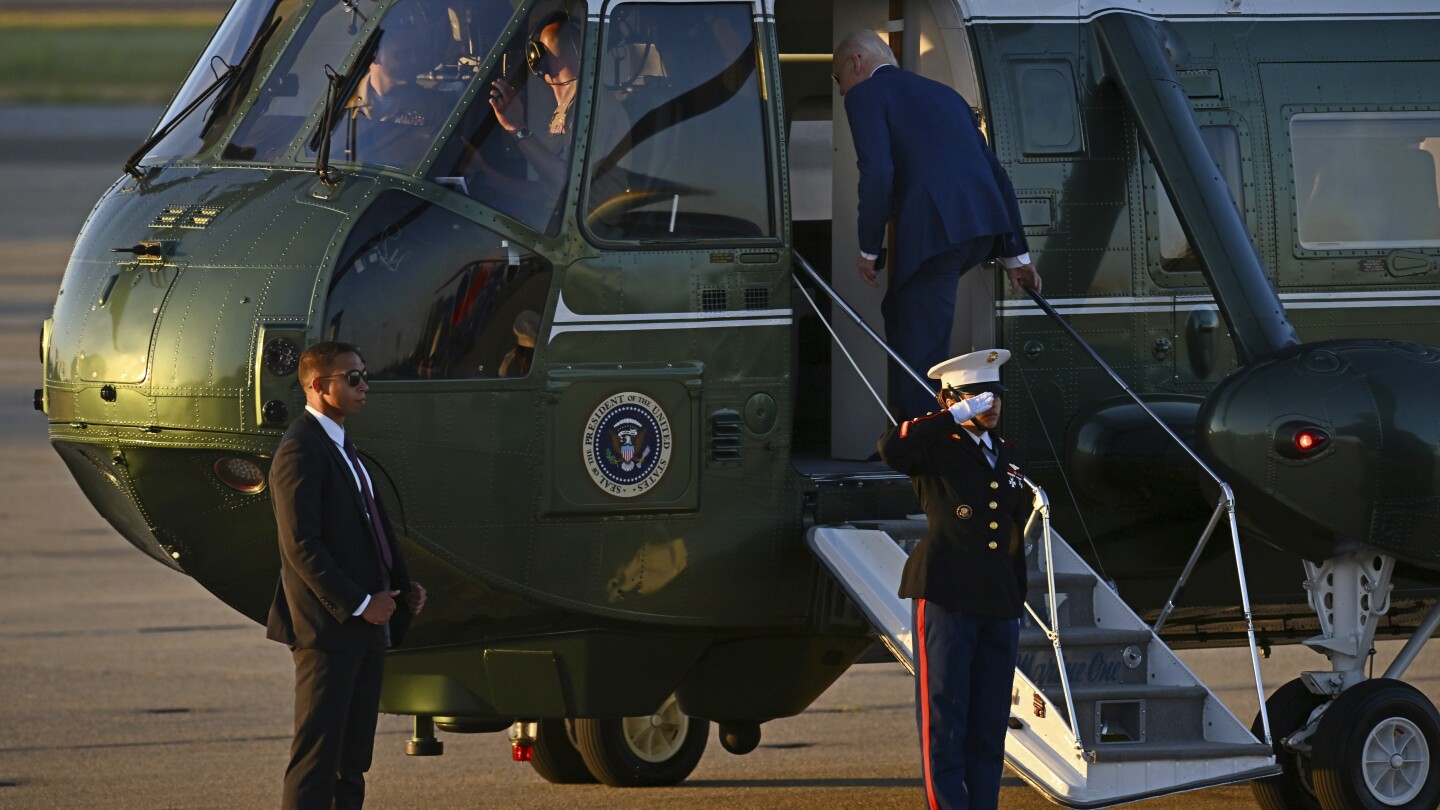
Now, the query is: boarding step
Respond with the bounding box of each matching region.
[806,521,1277,808]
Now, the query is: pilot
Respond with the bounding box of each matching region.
[485,13,581,186]
[498,309,538,377]
[876,348,1031,810]
[346,22,438,130]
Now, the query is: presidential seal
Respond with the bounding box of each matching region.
[582,392,673,498]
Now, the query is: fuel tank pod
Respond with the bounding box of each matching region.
[1197,339,1440,568]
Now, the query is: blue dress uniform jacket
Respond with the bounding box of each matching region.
[878,410,1030,618]
[844,64,1030,291]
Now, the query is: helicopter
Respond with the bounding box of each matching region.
[36,0,1440,806]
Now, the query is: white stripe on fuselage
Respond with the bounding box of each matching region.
[1000,290,1440,316]
[546,290,792,340]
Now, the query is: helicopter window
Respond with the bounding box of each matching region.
[1157,125,1243,272]
[323,191,552,380]
[222,0,380,162]
[141,0,303,162]
[582,2,775,242]
[308,0,515,172]
[1292,113,1440,250]
[427,0,590,235]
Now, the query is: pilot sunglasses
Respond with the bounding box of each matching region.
[321,369,369,387]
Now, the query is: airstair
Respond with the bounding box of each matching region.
[791,252,1281,806]
[809,508,1277,807]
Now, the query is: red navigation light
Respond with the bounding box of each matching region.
[1276,422,1331,459]
[1295,429,1327,453]
[511,743,533,762]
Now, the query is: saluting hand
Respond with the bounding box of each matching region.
[407,582,427,617]
[949,391,995,424]
[360,590,401,625]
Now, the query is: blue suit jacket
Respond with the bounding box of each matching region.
[846,65,1029,289]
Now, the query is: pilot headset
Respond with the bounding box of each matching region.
[525,12,582,85]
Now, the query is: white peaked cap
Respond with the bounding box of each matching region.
[927,349,1011,390]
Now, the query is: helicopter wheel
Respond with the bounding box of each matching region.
[573,694,709,787]
[1310,678,1440,810]
[528,718,597,784]
[1249,678,1326,810]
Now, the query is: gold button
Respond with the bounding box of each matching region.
[989,501,998,509]
[988,541,999,550]
[989,521,999,530]
[990,481,999,490]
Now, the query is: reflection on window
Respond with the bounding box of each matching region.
[324,192,551,380]
[311,0,515,171]
[428,0,588,235]
[1156,126,1243,273]
[1293,113,1440,249]
[143,0,302,162]
[583,2,774,241]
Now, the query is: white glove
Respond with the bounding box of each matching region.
[948,391,994,423]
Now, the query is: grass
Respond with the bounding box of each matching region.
[0,10,225,104]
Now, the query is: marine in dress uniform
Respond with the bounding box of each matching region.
[877,349,1032,810]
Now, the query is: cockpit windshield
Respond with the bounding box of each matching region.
[140,0,515,170]
[141,0,302,162]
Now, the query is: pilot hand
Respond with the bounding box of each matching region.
[949,391,995,424]
[488,79,525,133]
[407,582,427,616]
[1006,262,1041,294]
[858,255,879,287]
[360,590,401,625]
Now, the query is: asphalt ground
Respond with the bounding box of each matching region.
[3,105,1440,809]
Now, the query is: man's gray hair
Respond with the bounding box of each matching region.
[835,29,898,69]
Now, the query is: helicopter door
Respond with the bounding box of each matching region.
[779,0,988,460]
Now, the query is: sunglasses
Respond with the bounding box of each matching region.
[320,369,369,387]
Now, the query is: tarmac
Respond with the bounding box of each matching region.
[2,104,1438,809]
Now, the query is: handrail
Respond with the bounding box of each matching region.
[1020,476,1084,751]
[1021,288,1271,746]
[792,250,936,399]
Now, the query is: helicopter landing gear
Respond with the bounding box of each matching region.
[1310,679,1440,810]
[1249,679,1325,810]
[528,718,598,784]
[572,694,709,787]
[1247,551,1440,810]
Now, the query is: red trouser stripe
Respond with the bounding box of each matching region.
[917,598,940,810]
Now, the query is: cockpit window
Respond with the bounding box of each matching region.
[1292,112,1440,249]
[428,0,589,235]
[141,0,302,162]
[309,0,515,171]
[582,2,775,242]
[324,191,552,380]
[223,0,371,162]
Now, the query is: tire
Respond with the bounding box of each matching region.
[1249,678,1326,810]
[1311,678,1440,810]
[573,694,709,787]
[529,718,597,784]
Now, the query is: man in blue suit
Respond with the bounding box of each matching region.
[834,30,1040,420]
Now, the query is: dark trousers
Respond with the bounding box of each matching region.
[913,598,1020,810]
[882,238,996,421]
[283,646,386,810]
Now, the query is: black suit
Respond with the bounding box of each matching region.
[267,411,409,810]
[878,410,1032,810]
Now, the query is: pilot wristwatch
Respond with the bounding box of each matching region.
[514,127,533,141]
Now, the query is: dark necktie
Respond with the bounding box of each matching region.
[343,438,394,571]
[982,440,997,469]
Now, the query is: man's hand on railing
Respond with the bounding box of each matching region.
[1006,262,1042,294]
